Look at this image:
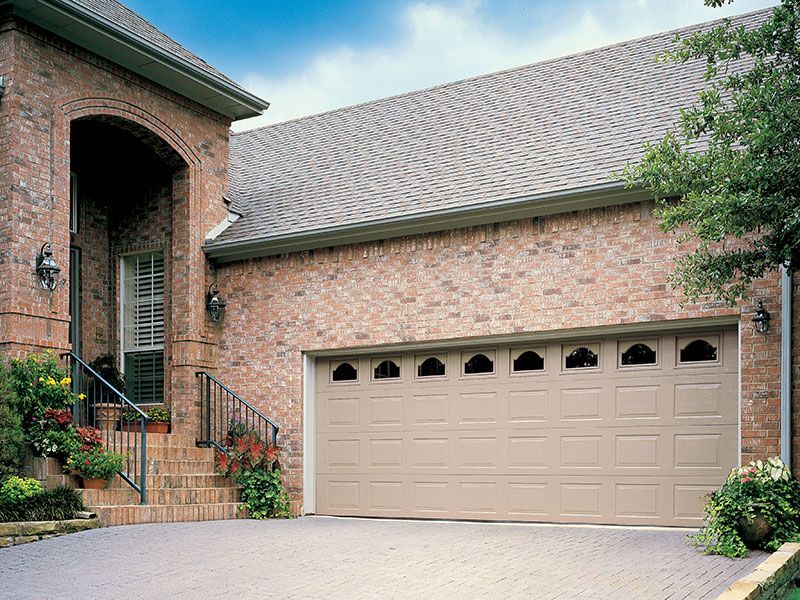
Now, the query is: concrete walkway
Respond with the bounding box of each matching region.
[0,516,766,599]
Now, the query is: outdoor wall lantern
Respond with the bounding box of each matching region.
[206,284,227,323]
[752,300,771,334]
[36,242,62,292]
[0,76,6,102]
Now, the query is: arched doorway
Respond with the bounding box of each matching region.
[69,115,188,408]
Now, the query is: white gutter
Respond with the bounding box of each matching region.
[781,263,792,468]
[205,181,649,262]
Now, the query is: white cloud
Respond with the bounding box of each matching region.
[233,0,777,131]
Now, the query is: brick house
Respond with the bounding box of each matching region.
[0,1,796,526]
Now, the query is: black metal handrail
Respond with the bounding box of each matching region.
[196,371,279,452]
[62,352,148,504]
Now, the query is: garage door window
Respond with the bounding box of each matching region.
[373,358,400,381]
[563,344,600,370]
[417,355,446,378]
[620,341,657,367]
[331,361,358,383]
[678,337,719,364]
[463,351,495,375]
[511,349,545,373]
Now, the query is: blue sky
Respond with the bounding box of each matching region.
[124,0,777,130]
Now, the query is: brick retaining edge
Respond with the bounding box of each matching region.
[0,518,101,547]
[718,543,800,599]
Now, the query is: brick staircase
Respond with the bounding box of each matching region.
[79,432,246,526]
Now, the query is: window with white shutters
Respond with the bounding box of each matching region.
[121,252,165,404]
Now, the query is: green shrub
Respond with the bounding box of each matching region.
[0,476,43,503]
[0,486,84,523]
[67,447,125,481]
[691,457,800,557]
[237,468,292,519]
[0,359,25,481]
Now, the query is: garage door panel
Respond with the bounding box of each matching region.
[558,387,604,421]
[507,389,549,423]
[458,391,499,424]
[614,385,661,420]
[368,395,404,427]
[315,328,737,526]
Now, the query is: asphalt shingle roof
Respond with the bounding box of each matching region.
[216,9,768,246]
[72,0,242,89]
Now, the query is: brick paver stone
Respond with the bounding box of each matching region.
[0,517,767,599]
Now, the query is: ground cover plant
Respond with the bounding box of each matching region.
[0,477,84,523]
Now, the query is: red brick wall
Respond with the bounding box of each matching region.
[0,15,230,430]
[213,201,784,509]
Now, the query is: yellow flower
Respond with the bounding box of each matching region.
[78,393,86,400]
[31,357,39,363]
[60,377,71,386]
[46,377,57,386]
[38,377,44,383]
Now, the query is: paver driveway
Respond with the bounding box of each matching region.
[0,516,765,599]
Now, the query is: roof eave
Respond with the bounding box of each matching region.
[205,182,650,263]
[5,0,269,120]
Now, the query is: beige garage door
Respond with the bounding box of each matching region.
[315,328,737,526]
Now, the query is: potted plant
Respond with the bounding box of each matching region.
[691,457,800,557]
[119,408,145,433]
[146,406,170,434]
[67,447,125,489]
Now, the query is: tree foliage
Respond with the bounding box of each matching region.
[623,0,800,304]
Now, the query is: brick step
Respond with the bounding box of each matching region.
[113,445,215,461]
[103,432,200,448]
[92,502,247,526]
[81,485,241,506]
[107,473,234,489]
[142,459,217,475]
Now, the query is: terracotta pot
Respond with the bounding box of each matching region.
[147,421,170,434]
[82,477,108,490]
[738,514,772,549]
[120,421,143,433]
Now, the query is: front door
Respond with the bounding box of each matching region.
[120,251,165,404]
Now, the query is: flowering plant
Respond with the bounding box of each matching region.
[146,406,170,423]
[215,429,291,519]
[28,408,79,461]
[691,457,800,557]
[67,447,125,481]
[9,351,81,424]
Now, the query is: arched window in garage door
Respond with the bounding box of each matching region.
[331,360,358,382]
[463,351,495,375]
[373,358,400,380]
[563,344,600,370]
[416,355,446,378]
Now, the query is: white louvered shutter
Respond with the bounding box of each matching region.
[122,252,165,404]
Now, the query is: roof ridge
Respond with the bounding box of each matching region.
[232,5,773,137]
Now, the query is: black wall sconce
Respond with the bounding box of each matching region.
[752,300,770,333]
[36,242,62,292]
[206,284,227,323]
